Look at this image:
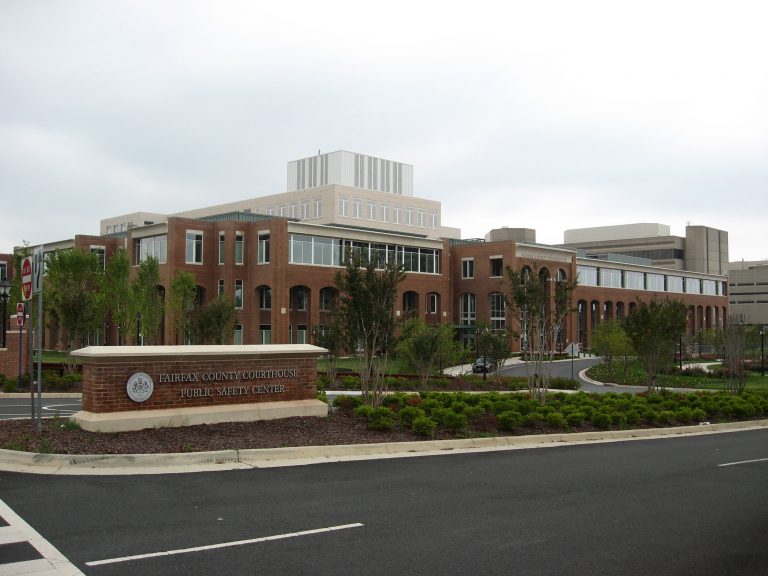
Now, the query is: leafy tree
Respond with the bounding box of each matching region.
[98,248,135,345]
[397,318,457,387]
[334,249,405,407]
[312,302,346,387]
[591,319,634,374]
[44,248,103,356]
[474,324,512,384]
[721,321,747,395]
[623,297,688,392]
[132,257,164,345]
[169,270,198,344]
[505,265,577,402]
[194,295,236,344]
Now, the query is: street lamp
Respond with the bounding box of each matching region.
[761,326,765,378]
[698,328,703,360]
[0,278,10,349]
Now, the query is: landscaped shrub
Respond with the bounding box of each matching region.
[566,411,586,428]
[463,405,486,421]
[545,412,568,430]
[340,375,361,390]
[398,406,425,428]
[625,410,641,426]
[368,407,395,431]
[441,410,469,432]
[658,410,676,424]
[691,407,708,422]
[353,404,375,420]
[611,414,627,429]
[522,412,544,428]
[333,395,363,413]
[497,410,523,430]
[675,407,693,423]
[412,416,437,437]
[591,412,612,429]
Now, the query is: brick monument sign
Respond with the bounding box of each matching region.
[71,344,329,432]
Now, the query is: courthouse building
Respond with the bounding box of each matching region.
[9,151,729,352]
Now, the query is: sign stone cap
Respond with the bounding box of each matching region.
[72,344,328,359]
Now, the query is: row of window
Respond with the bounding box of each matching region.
[337,197,438,229]
[289,234,441,274]
[264,198,323,220]
[231,324,310,345]
[460,257,506,279]
[458,292,506,331]
[576,265,725,295]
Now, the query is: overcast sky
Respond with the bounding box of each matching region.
[1,1,766,263]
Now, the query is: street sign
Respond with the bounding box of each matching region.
[565,342,580,357]
[16,303,24,327]
[32,246,44,295]
[21,257,33,301]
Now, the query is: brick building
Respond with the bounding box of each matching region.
[3,152,730,355]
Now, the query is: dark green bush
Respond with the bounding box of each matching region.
[398,406,425,428]
[333,395,363,413]
[545,412,568,430]
[658,410,676,424]
[566,411,586,428]
[412,416,437,437]
[441,410,468,432]
[591,412,612,429]
[340,375,361,390]
[497,410,523,430]
[368,407,395,431]
[353,405,374,420]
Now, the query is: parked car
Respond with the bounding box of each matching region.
[472,357,496,373]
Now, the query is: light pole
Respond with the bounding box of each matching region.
[0,278,11,350]
[698,328,703,359]
[761,326,765,378]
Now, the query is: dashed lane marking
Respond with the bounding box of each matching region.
[86,522,365,567]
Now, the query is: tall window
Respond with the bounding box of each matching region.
[260,324,272,344]
[315,198,322,218]
[406,208,414,226]
[218,232,225,264]
[234,280,243,309]
[462,258,474,279]
[135,235,167,264]
[490,257,503,277]
[90,246,106,270]
[218,279,225,296]
[235,232,244,265]
[352,198,363,219]
[338,197,349,217]
[490,292,506,331]
[259,286,272,309]
[258,234,270,264]
[186,231,203,264]
[233,324,243,345]
[0,262,7,282]
[459,293,476,325]
[426,293,438,314]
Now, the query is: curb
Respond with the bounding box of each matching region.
[2,419,766,476]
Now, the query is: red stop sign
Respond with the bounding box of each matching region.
[21,257,33,301]
[16,302,24,327]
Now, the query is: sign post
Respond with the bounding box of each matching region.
[16,303,24,391]
[32,246,44,432]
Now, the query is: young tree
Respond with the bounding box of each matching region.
[132,257,164,345]
[591,319,634,374]
[623,297,688,393]
[312,304,346,388]
[98,248,135,345]
[44,248,103,358]
[194,295,236,344]
[169,270,198,344]
[505,265,577,402]
[334,249,405,407]
[397,318,457,388]
[721,321,747,395]
[474,324,512,384]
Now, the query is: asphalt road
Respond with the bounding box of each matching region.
[1,429,767,575]
[0,395,81,420]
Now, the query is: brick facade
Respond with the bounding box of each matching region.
[0,329,29,381]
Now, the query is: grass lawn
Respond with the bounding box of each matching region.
[587,360,768,391]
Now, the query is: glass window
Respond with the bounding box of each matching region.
[702,280,717,295]
[338,197,348,217]
[667,275,684,293]
[426,293,438,314]
[186,231,203,264]
[218,279,225,296]
[352,198,363,219]
[234,280,243,309]
[259,286,272,309]
[218,233,225,264]
[685,278,701,294]
[647,273,665,291]
[490,292,506,331]
[314,198,322,218]
[462,259,474,279]
[625,271,645,290]
[577,265,598,286]
[233,324,243,345]
[235,233,244,264]
[258,234,270,264]
[260,325,272,344]
[459,293,476,325]
[136,235,167,264]
[600,268,622,288]
[490,258,503,277]
[90,246,106,270]
[0,262,7,282]
[406,208,414,226]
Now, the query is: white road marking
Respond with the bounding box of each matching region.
[86,522,364,566]
[0,499,86,575]
[718,457,768,467]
